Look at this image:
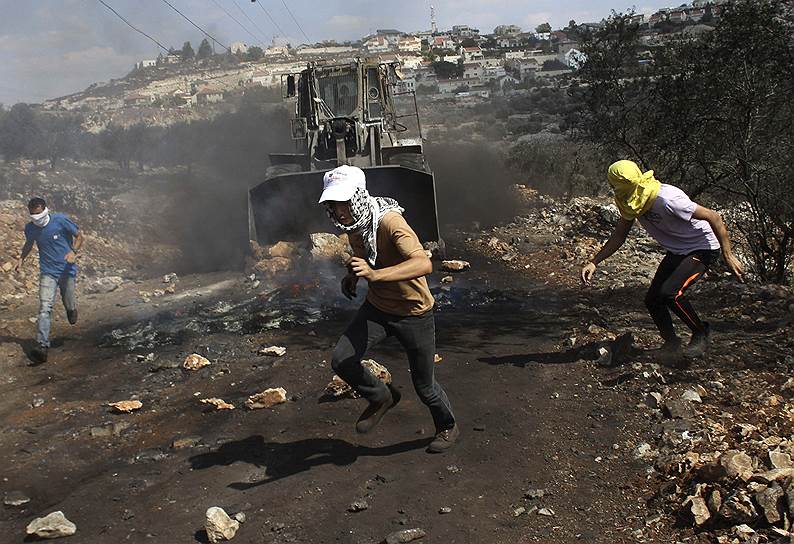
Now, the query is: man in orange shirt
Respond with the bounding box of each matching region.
[319,165,458,453]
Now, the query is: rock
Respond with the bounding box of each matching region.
[512,506,526,516]
[733,524,756,539]
[232,512,246,524]
[663,399,696,420]
[310,233,351,262]
[633,443,657,460]
[1,261,13,273]
[268,241,303,259]
[441,260,470,272]
[183,353,211,370]
[200,398,235,410]
[249,240,269,260]
[755,482,784,524]
[719,450,754,481]
[434,354,443,364]
[171,436,201,450]
[383,528,426,544]
[782,377,794,397]
[253,257,292,277]
[524,488,545,500]
[348,499,369,512]
[687,496,711,526]
[708,489,722,514]
[26,511,77,539]
[438,506,452,514]
[162,273,178,284]
[86,276,124,294]
[108,400,143,413]
[258,346,286,357]
[595,346,612,366]
[769,450,794,469]
[440,276,453,284]
[644,392,663,409]
[245,388,287,410]
[719,491,758,524]
[681,389,702,403]
[3,491,30,507]
[205,506,239,543]
[324,360,391,399]
[751,467,794,484]
[537,507,555,517]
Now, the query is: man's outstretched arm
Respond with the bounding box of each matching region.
[581,218,634,284]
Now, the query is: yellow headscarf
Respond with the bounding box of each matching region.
[607,160,661,220]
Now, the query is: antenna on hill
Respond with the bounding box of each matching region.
[430,5,438,34]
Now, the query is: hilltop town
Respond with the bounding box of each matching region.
[40,0,732,130]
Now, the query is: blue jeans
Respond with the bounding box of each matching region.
[37,274,77,348]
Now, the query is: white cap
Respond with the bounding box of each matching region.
[318,165,366,203]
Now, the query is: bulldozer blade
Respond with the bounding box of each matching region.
[248,165,441,247]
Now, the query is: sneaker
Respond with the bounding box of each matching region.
[355,385,401,434]
[30,345,48,364]
[67,309,78,325]
[428,424,459,453]
[656,337,683,365]
[686,323,711,357]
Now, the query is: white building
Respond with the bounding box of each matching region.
[230,42,249,55]
[398,36,423,53]
[365,35,391,54]
[137,59,157,69]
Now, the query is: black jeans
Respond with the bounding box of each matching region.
[331,301,455,432]
[645,249,719,341]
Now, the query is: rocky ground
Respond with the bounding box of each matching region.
[1,175,793,543]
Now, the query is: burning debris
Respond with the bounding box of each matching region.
[108,400,143,413]
[200,398,235,410]
[244,388,287,410]
[183,353,211,370]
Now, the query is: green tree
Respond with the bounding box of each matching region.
[573,0,794,283]
[181,41,195,61]
[245,46,264,61]
[197,38,213,60]
[535,22,552,34]
[36,114,83,169]
[0,103,40,162]
[431,60,462,80]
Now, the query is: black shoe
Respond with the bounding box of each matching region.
[355,386,400,434]
[428,424,459,453]
[67,309,78,325]
[657,337,683,365]
[30,346,48,364]
[686,323,711,357]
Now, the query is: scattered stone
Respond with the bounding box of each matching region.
[85,276,124,294]
[524,488,545,500]
[513,506,526,516]
[31,397,45,408]
[595,346,612,366]
[3,491,30,507]
[707,489,722,514]
[205,506,239,543]
[633,443,657,460]
[440,276,453,284]
[310,233,351,262]
[26,511,77,539]
[663,399,696,420]
[719,450,754,481]
[434,353,443,364]
[232,512,246,524]
[687,496,711,526]
[324,360,391,399]
[681,389,703,403]
[782,377,794,397]
[253,257,292,277]
[644,392,663,409]
[258,346,286,357]
[348,499,369,512]
[441,260,470,272]
[755,482,784,524]
[438,506,452,514]
[537,507,555,517]
[383,528,426,544]
[245,388,287,410]
[108,400,143,413]
[171,436,201,450]
[769,450,793,469]
[268,241,303,259]
[183,353,211,370]
[162,273,178,283]
[719,491,758,524]
[200,398,235,410]
[751,467,794,484]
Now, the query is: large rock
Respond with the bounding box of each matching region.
[718,491,758,524]
[245,388,287,410]
[769,450,793,469]
[383,528,427,544]
[268,241,303,259]
[718,450,754,481]
[687,496,711,526]
[85,276,124,294]
[441,260,470,272]
[750,467,794,484]
[183,353,211,370]
[310,233,351,263]
[26,511,77,539]
[253,257,292,277]
[108,400,143,413]
[755,482,784,524]
[205,506,239,543]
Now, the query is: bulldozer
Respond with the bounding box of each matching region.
[248,59,441,250]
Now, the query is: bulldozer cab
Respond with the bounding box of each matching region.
[249,59,440,249]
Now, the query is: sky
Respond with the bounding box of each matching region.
[0,0,673,105]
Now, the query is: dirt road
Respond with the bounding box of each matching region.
[0,251,659,543]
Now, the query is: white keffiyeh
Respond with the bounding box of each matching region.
[326,187,404,266]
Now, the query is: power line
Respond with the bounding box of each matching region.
[232,0,273,45]
[209,0,266,47]
[251,0,287,38]
[97,0,170,53]
[159,0,229,51]
[279,0,311,43]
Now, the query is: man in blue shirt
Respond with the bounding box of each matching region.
[14,198,84,363]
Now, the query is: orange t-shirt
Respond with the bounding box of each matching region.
[349,212,435,316]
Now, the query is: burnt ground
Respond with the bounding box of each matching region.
[0,240,669,544]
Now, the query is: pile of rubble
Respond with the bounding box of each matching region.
[247,233,352,279]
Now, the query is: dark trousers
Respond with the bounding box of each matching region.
[331,301,456,432]
[645,249,719,341]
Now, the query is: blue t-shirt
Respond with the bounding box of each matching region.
[24,213,79,278]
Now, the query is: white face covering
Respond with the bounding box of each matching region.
[30,208,50,228]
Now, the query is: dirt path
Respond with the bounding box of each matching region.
[0,251,659,543]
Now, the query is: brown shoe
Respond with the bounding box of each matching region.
[428,424,459,453]
[355,386,401,434]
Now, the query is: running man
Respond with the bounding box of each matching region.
[15,198,84,363]
[319,165,458,453]
[581,160,744,357]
